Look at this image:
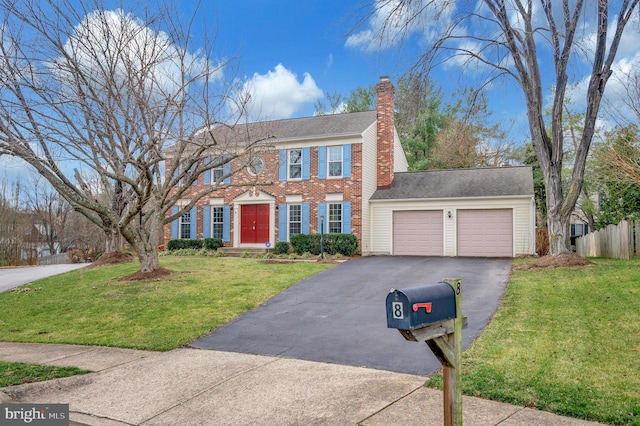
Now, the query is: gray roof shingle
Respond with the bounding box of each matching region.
[208,111,377,144]
[371,166,534,200]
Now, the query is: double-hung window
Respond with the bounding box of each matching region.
[288,205,302,238]
[328,203,342,234]
[328,146,343,177]
[212,207,224,239]
[177,162,197,186]
[210,156,224,184]
[288,149,302,179]
[179,211,192,239]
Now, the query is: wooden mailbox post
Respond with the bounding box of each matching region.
[386,278,464,426]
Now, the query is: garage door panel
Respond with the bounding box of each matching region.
[393,211,443,256]
[457,209,512,257]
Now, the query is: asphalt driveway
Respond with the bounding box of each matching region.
[191,256,512,375]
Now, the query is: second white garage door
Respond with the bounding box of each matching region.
[393,210,443,256]
[457,209,513,257]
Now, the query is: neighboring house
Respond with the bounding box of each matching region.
[165,76,536,258]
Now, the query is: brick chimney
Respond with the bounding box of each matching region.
[376,76,395,189]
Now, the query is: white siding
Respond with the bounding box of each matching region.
[369,196,535,257]
[393,128,409,172]
[361,123,378,254]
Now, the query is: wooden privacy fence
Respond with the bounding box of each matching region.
[576,220,640,259]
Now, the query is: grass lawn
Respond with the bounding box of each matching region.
[0,257,333,351]
[427,257,640,425]
[0,361,91,387]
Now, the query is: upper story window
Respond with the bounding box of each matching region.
[176,162,197,186]
[279,148,309,181]
[328,146,343,177]
[210,156,224,184]
[318,145,350,180]
[288,149,302,179]
[179,211,192,239]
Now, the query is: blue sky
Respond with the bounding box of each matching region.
[186,0,527,139]
[3,0,640,185]
[194,0,640,141]
[202,0,415,119]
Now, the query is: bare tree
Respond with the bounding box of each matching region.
[0,180,29,266]
[0,0,270,274]
[25,177,72,256]
[357,0,639,255]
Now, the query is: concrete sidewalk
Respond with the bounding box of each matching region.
[0,343,604,426]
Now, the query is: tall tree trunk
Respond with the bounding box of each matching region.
[137,246,160,273]
[104,229,124,253]
[135,220,161,273]
[121,208,163,274]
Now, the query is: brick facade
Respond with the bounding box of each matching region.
[164,143,364,248]
[165,76,396,252]
[375,76,395,189]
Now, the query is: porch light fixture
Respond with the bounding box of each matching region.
[447,211,452,219]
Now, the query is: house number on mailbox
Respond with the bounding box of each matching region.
[392,302,404,319]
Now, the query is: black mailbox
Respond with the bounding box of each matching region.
[386,283,456,330]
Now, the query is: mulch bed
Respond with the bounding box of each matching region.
[118,267,173,282]
[87,251,173,281]
[514,253,595,271]
[87,252,133,268]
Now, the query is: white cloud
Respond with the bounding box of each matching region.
[346,0,454,52]
[52,9,224,104]
[231,64,323,121]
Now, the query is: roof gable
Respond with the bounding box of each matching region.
[370,166,534,200]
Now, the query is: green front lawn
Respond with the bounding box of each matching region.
[0,361,91,387]
[427,257,640,425]
[0,257,333,351]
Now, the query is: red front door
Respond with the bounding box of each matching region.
[240,204,270,243]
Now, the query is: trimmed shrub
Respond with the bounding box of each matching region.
[290,233,358,256]
[325,233,358,256]
[290,234,313,255]
[274,242,290,255]
[204,238,224,251]
[167,239,204,251]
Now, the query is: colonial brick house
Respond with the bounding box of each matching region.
[165,76,536,257]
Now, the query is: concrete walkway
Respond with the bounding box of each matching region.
[0,343,605,425]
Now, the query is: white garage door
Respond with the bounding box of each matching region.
[393,210,443,256]
[457,209,513,257]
